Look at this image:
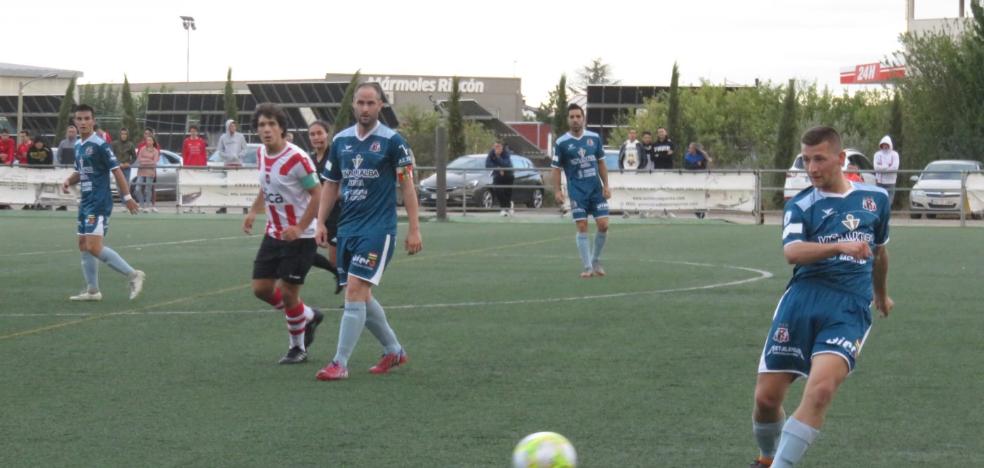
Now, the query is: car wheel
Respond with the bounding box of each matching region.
[910,213,922,219]
[481,189,495,209]
[527,189,544,208]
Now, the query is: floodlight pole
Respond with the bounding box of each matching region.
[16,73,58,141]
[180,16,196,82]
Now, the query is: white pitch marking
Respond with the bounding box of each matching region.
[0,261,773,318]
[0,235,253,258]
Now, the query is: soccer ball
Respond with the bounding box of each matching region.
[512,431,577,468]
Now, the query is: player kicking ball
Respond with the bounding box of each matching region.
[61,104,145,302]
[314,83,423,381]
[551,103,611,278]
[749,126,893,467]
[243,103,324,364]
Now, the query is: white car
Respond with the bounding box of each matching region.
[783,149,876,199]
[909,159,983,219]
[207,143,263,167]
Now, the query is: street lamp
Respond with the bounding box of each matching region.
[180,16,196,82]
[16,72,58,141]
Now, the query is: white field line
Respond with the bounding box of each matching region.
[0,260,772,318]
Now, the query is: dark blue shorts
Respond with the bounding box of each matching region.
[569,191,609,222]
[77,211,110,236]
[337,233,396,286]
[758,280,873,378]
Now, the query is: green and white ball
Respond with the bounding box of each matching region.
[512,431,577,468]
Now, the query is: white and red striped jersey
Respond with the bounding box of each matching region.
[258,143,318,240]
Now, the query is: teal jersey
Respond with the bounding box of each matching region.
[323,123,413,237]
[74,134,120,215]
[782,182,891,300]
[551,131,606,199]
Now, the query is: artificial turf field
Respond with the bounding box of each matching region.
[0,211,981,467]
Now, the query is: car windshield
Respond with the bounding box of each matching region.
[793,156,805,169]
[921,163,978,180]
[448,157,487,170]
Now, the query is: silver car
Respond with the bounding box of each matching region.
[909,159,983,219]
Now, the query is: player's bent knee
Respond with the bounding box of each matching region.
[754,386,785,412]
[803,380,839,410]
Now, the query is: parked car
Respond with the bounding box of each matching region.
[207,143,263,167]
[418,154,545,209]
[783,149,876,199]
[112,150,183,202]
[909,159,983,219]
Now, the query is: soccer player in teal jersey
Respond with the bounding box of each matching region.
[314,83,423,381]
[551,103,611,278]
[60,104,145,301]
[749,127,894,468]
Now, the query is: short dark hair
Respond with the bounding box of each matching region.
[74,104,95,116]
[20,129,30,136]
[251,102,288,138]
[188,125,198,132]
[67,124,77,131]
[355,82,384,101]
[567,103,584,116]
[801,126,842,151]
[119,127,128,132]
[642,131,652,137]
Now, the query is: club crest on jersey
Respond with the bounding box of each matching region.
[773,326,790,344]
[841,213,860,231]
[370,141,381,153]
[587,139,595,147]
[863,197,877,212]
[353,154,363,169]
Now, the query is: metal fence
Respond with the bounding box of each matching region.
[3,164,983,227]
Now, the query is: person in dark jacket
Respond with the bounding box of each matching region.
[485,141,514,216]
[26,136,53,166]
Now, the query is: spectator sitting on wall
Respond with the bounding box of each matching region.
[26,136,53,166]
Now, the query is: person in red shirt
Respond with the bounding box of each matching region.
[0,129,16,164]
[16,130,32,164]
[182,125,209,166]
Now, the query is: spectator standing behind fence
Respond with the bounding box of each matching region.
[486,141,515,216]
[873,135,899,205]
[16,130,32,165]
[135,135,160,213]
[651,127,675,169]
[218,119,247,166]
[684,142,712,219]
[57,125,78,166]
[640,131,657,170]
[26,137,53,166]
[182,125,209,167]
[112,128,137,184]
[94,124,112,144]
[0,129,16,164]
[618,129,646,170]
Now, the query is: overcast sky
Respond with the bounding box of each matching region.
[5,0,967,105]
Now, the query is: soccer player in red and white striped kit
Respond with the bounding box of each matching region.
[243,103,324,364]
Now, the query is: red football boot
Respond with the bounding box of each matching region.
[316,361,349,381]
[369,351,408,374]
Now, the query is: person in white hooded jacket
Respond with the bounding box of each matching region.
[217,119,248,166]
[873,135,899,204]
